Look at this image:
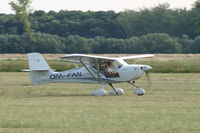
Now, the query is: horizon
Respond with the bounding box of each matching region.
[1,0,197,14]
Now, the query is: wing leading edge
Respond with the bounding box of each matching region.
[118,54,154,60]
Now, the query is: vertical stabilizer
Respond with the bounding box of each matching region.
[27,53,51,71]
[27,53,54,85]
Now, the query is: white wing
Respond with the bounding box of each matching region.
[60,54,154,64]
[118,54,154,60]
[60,54,117,64]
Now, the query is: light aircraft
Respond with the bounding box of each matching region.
[27,53,154,96]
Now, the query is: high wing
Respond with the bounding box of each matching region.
[60,54,154,64]
[60,54,117,64]
[118,54,154,60]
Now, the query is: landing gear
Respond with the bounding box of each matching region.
[109,83,118,94]
[92,84,107,96]
[92,83,124,96]
[128,81,145,96]
[109,83,124,95]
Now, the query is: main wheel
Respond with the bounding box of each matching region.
[134,88,145,96]
[92,89,107,96]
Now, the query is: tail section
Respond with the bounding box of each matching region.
[27,53,54,85]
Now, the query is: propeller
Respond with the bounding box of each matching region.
[143,65,152,89]
[145,71,152,88]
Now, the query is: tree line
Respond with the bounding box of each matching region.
[1,32,200,53]
[0,3,200,53]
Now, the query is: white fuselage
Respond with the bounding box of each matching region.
[27,53,153,86]
[42,64,146,84]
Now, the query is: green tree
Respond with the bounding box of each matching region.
[191,36,200,53]
[195,0,200,31]
[64,35,91,53]
[125,37,147,53]
[34,32,65,53]
[175,35,194,53]
[9,0,32,33]
[9,0,36,51]
[140,33,182,53]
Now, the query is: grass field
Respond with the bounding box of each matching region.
[0,72,200,133]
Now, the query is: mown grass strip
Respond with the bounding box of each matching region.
[0,73,200,133]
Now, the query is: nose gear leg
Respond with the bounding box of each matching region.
[128,81,145,96]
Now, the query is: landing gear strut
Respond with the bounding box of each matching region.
[128,81,145,96]
[109,83,125,95]
[109,83,118,94]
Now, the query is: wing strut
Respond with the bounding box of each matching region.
[95,58,101,82]
[80,58,101,84]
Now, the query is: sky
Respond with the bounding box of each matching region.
[1,0,197,14]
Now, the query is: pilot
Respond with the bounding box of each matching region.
[105,62,113,77]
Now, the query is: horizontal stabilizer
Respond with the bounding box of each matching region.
[21,69,30,72]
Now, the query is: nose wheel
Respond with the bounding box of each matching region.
[128,81,145,96]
